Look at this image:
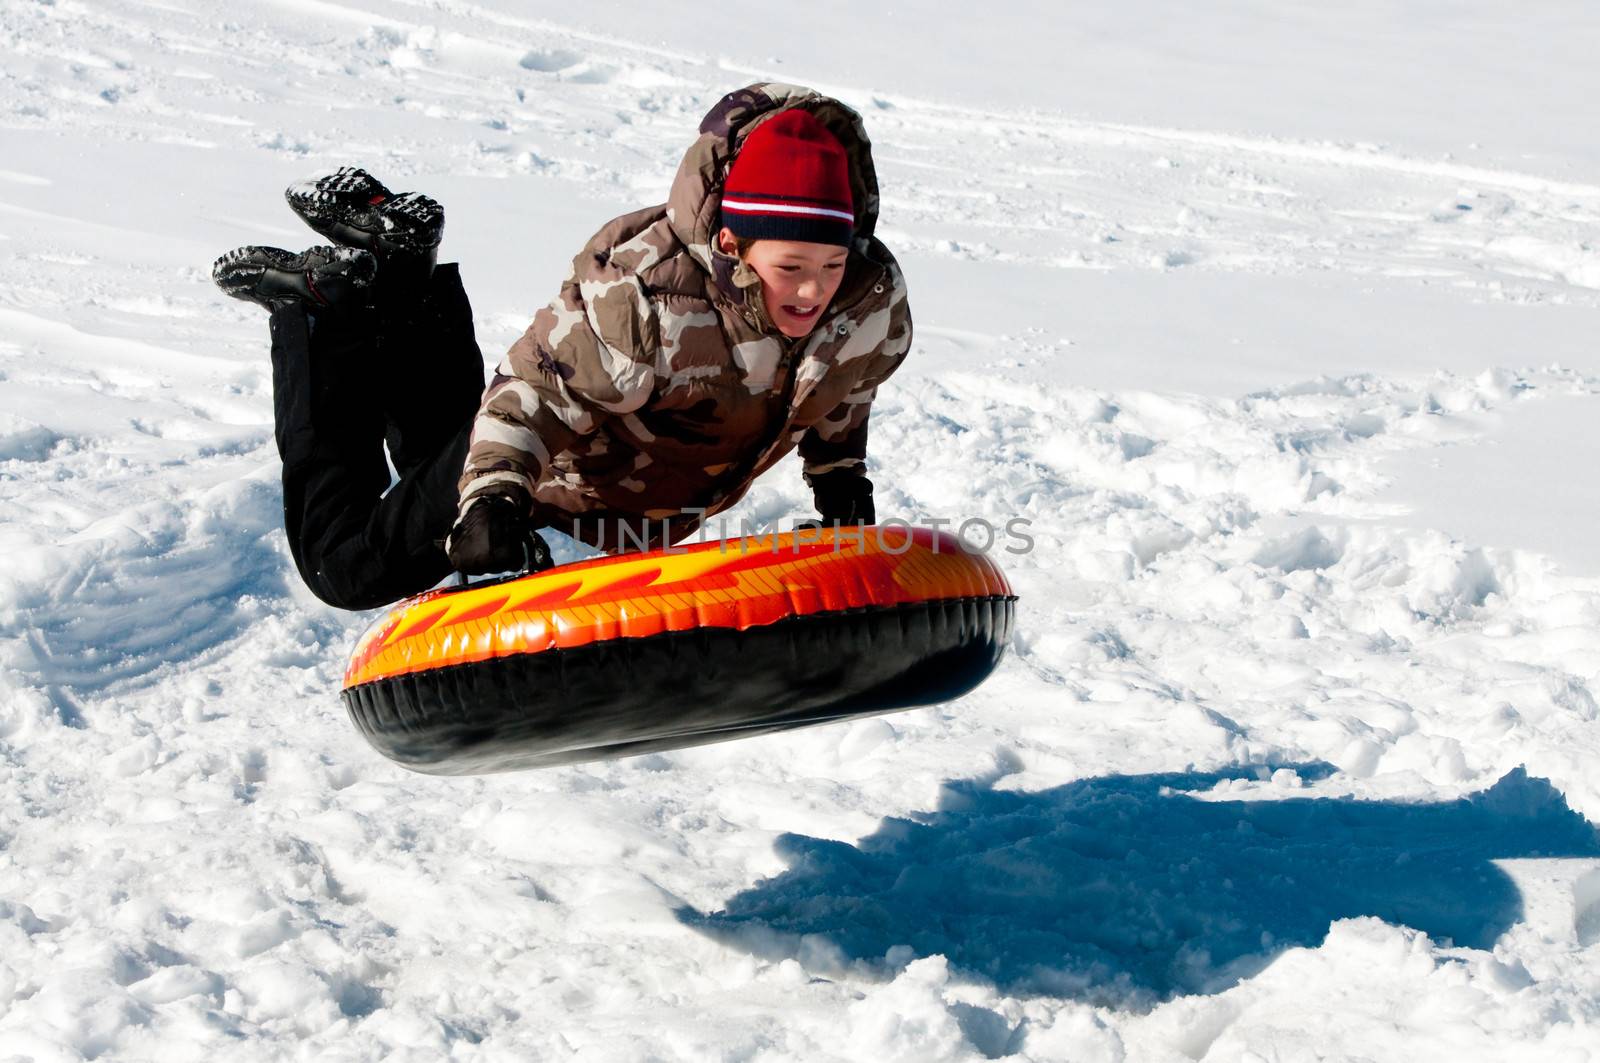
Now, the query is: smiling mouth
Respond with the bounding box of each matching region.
[782,305,820,319]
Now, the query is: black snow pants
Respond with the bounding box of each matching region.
[267,263,484,610]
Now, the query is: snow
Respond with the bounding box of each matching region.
[1374,394,1600,578]
[3,1,1600,1059]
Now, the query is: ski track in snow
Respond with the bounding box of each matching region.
[2,2,1600,1060]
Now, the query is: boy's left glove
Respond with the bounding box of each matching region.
[807,470,875,526]
[445,489,554,576]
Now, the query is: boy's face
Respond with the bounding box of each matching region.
[718,229,849,338]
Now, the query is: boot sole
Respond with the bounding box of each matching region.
[286,167,443,254]
[212,245,376,309]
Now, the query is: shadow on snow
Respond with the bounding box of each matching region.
[678,764,1600,1005]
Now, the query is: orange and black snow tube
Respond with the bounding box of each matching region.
[341,526,1016,774]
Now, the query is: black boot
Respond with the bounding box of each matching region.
[213,245,376,313]
[284,167,477,472]
[285,167,443,281]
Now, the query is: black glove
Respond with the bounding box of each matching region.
[806,471,875,526]
[445,492,554,576]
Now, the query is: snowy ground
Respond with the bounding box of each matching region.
[3,1,1600,1059]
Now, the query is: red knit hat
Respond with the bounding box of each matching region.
[721,110,855,247]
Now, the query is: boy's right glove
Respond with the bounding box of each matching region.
[807,470,876,526]
[445,489,554,576]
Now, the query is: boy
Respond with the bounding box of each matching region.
[215,84,910,606]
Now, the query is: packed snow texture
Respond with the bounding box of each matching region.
[3,1,1600,1060]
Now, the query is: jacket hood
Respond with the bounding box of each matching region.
[666,83,883,278]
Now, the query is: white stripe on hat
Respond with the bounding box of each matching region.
[721,198,855,223]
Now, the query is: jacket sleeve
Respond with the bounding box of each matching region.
[798,271,912,506]
[457,263,657,512]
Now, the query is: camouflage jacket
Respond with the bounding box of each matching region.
[456,83,913,550]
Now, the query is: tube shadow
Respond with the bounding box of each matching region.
[678,765,1600,1005]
